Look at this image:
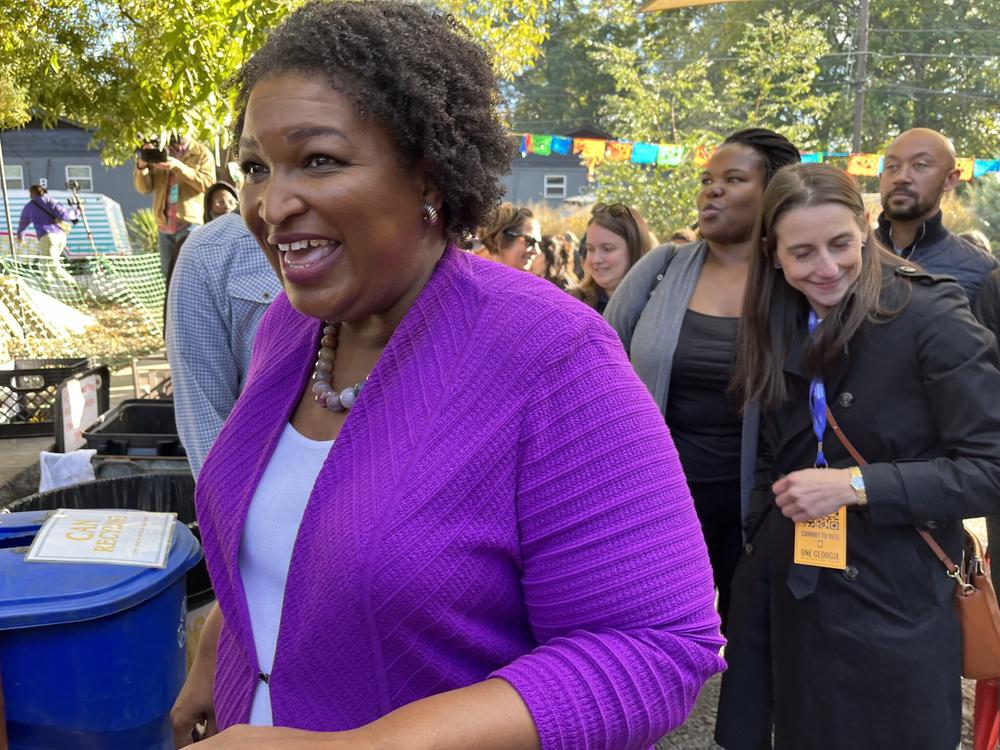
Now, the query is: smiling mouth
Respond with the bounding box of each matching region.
[276,240,340,269]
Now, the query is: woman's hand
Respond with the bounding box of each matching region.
[190,724,377,749]
[172,603,224,747]
[772,468,857,523]
[171,657,217,747]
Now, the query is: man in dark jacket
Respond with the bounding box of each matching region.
[974,270,1000,591]
[876,127,997,304]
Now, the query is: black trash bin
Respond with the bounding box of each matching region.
[7,474,214,668]
[83,399,186,457]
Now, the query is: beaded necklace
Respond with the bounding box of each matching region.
[311,322,368,412]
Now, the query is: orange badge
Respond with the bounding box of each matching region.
[794,506,848,570]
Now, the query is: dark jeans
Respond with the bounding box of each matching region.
[157,226,195,282]
[159,226,195,333]
[689,478,743,635]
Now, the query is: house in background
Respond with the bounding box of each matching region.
[3,118,607,220]
[502,126,609,207]
[1,118,150,221]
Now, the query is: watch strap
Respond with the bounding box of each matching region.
[825,406,960,575]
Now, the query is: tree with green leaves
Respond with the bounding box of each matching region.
[507,0,630,134]
[589,9,834,238]
[801,0,1000,154]
[2,0,550,164]
[510,0,999,153]
[972,176,1000,249]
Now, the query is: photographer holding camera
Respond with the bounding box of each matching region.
[133,134,215,284]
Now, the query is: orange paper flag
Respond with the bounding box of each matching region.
[847,153,882,177]
[605,142,634,162]
[573,139,607,162]
[956,157,975,181]
[693,145,714,167]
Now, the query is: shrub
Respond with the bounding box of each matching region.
[126,208,158,254]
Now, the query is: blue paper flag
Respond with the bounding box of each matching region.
[551,136,573,155]
[630,143,659,165]
[974,159,1000,178]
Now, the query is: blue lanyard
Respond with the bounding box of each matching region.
[807,310,828,468]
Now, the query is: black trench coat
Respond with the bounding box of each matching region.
[716,268,1000,750]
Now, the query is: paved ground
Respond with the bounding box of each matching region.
[0,435,51,498]
[657,674,723,749]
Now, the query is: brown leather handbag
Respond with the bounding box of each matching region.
[827,407,1000,680]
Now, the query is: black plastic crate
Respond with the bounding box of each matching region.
[82,398,186,457]
[0,358,91,438]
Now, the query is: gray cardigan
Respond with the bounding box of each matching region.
[604,240,707,413]
[604,239,757,530]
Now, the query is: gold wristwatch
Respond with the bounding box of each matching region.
[848,466,868,506]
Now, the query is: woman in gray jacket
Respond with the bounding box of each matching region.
[604,128,799,631]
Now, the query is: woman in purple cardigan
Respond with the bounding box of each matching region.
[171,2,724,748]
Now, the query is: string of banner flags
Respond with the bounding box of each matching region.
[517,134,1000,181]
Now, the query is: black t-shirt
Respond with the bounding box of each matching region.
[664,309,742,483]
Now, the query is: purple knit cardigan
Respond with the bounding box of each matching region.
[195,246,725,749]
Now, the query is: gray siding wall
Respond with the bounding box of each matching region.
[1,125,148,219]
[502,154,590,207]
[4,124,594,217]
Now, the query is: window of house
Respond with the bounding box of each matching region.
[4,165,24,190]
[543,174,567,199]
[65,165,94,191]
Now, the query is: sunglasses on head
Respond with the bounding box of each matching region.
[504,230,539,250]
[592,202,635,220]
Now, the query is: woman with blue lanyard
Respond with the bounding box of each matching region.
[716,162,1000,750]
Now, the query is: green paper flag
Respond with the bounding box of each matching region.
[530,134,553,156]
[657,144,685,167]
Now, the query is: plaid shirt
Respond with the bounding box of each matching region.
[166,213,281,476]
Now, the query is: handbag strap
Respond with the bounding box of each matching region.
[32,198,61,223]
[824,405,961,577]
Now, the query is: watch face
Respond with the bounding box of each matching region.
[851,475,865,490]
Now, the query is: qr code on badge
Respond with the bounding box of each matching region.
[804,514,841,531]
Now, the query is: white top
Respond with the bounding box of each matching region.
[238,422,334,726]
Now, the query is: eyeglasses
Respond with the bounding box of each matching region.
[504,230,539,250]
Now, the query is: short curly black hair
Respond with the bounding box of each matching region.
[233,0,513,237]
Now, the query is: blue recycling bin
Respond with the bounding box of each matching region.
[0,509,202,749]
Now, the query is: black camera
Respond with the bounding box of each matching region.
[136,136,168,164]
[139,147,168,163]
